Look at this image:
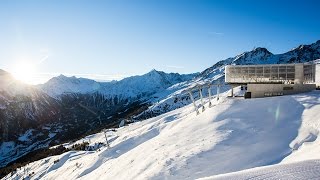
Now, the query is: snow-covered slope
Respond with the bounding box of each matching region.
[198,91,320,180]
[6,88,320,179]
[200,159,320,180]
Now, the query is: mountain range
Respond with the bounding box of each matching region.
[0,40,320,171]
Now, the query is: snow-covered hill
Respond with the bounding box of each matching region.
[5,88,320,179]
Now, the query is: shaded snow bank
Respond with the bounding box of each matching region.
[200,159,320,180]
[282,91,320,163]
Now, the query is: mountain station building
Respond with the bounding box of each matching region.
[225,63,320,98]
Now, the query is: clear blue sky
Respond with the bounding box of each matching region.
[0,0,320,84]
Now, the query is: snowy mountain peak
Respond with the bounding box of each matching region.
[146,69,161,76]
[0,69,10,76]
[48,74,98,85]
[38,70,197,99]
[197,39,320,80]
[290,44,306,51]
[57,74,67,78]
[0,69,20,92]
[252,47,272,54]
[53,74,81,82]
[290,40,320,52]
[39,75,101,97]
[233,47,273,64]
[298,45,304,50]
[0,69,14,80]
[149,68,158,73]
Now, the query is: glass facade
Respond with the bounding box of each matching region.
[303,64,316,83]
[225,63,315,84]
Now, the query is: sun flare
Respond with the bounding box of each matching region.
[11,62,36,84]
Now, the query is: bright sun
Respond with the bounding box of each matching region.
[11,62,36,84]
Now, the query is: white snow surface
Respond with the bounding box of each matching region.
[18,129,34,142]
[199,159,320,180]
[5,89,320,180]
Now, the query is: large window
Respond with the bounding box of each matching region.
[304,64,315,83]
[226,64,297,83]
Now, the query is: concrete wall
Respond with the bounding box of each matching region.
[294,64,304,84]
[247,83,316,98]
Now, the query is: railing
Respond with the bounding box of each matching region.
[183,83,224,115]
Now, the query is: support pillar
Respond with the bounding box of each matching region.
[199,88,205,112]
[217,84,220,101]
[188,91,199,115]
[231,85,234,97]
[104,130,110,148]
[208,85,212,107]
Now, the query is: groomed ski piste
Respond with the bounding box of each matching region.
[4,87,320,180]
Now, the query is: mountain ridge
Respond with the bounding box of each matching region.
[38,69,198,100]
[197,40,320,80]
